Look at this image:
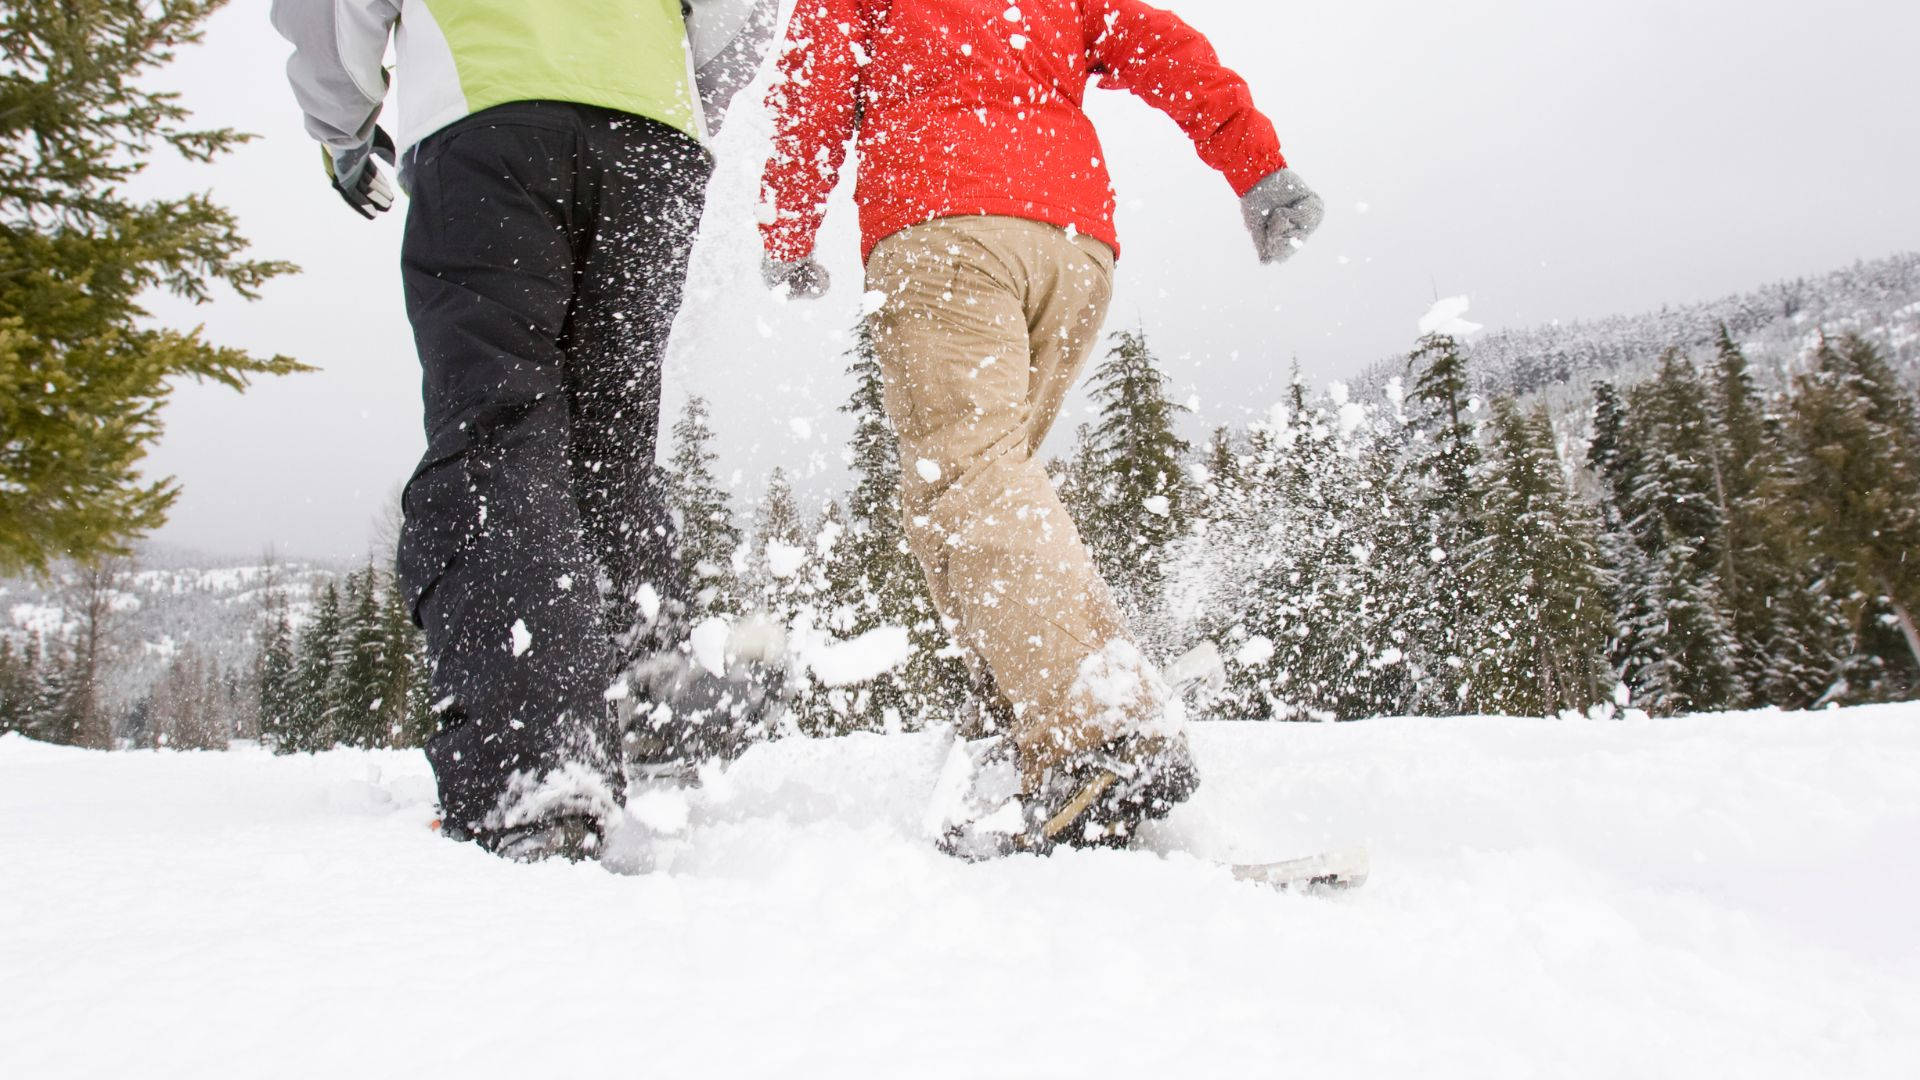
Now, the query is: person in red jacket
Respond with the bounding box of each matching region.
[760,1,1322,855]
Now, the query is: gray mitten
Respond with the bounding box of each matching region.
[1239,168,1325,265]
[762,254,831,298]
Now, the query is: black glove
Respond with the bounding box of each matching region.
[323,126,397,220]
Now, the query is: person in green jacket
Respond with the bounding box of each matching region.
[270,0,777,864]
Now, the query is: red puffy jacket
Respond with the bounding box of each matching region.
[759,0,1287,264]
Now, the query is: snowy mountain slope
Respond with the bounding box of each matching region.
[1,551,342,706]
[4,709,1918,1078]
[1352,251,1920,402]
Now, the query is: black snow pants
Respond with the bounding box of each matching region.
[396,102,712,834]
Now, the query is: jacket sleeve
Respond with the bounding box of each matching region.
[757,0,868,262]
[269,0,402,152]
[1083,0,1286,196]
[687,0,782,133]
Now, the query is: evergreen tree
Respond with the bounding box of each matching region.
[1587,381,1638,512]
[1625,351,1728,580]
[1195,386,1408,722]
[256,600,296,749]
[750,467,807,610]
[754,469,806,549]
[1829,334,1920,465]
[1402,334,1491,713]
[1054,422,1103,535]
[1589,379,1655,700]
[1590,360,1743,714]
[1780,335,1920,685]
[1628,543,1744,715]
[1346,390,1429,717]
[286,581,342,752]
[0,636,35,734]
[1709,325,1769,499]
[1461,401,1613,715]
[1747,536,1852,710]
[1406,334,1481,513]
[29,639,76,745]
[1706,327,1788,700]
[0,0,303,573]
[819,323,968,733]
[826,327,926,644]
[1195,425,1246,523]
[378,572,432,748]
[328,567,388,748]
[1081,329,1195,602]
[665,396,744,615]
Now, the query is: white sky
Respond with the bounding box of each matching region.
[135,0,1920,561]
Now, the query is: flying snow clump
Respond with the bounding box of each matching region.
[1233,636,1276,668]
[691,618,732,678]
[1419,295,1484,338]
[766,540,808,580]
[806,626,913,687]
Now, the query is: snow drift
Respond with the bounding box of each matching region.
[3,706,1917,1078]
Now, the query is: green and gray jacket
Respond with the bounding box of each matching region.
[269,0,777,160]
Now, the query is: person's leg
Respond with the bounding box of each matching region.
[865,216,1164,791]
[1024,232,1117,453]
[563,111,714,666]
[396,105,623,841]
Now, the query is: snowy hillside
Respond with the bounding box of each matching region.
[1353,251,1920,402]
[0,550,340,698]
[4,708,1917,1078]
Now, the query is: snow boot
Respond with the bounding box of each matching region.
[617,617,788,781]
[444,814,604,864]
[1027,730,1201,852]
[933,729,1200,859]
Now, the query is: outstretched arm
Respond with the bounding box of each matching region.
[1085,1,1321,264]
[758,0,867,265]
[1083,0,1286,196]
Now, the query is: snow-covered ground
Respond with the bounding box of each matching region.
[4,707,1918,1078]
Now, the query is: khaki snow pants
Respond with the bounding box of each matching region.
[865,215,1160,787]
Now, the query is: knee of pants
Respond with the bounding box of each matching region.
[397,396,577,627]
[895,416,1040,528]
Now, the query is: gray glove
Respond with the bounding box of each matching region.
[1240,168,1324,265]
[324,126,397,220]
[762,254,831,299]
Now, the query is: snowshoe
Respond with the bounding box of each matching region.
[444,814,604,864]
[932,729,1200,859]
[1025,730,1201,852]
[929,734,1026,860]
[616,617,788,782]
[934,641,1218,858]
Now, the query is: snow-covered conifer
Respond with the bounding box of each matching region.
[1461,401,1613,715]
[1083,328,1195,607]
[666,396,744,615]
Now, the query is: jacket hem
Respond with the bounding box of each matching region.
[858,198,1124,263]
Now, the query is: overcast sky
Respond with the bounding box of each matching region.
[133,0,1920,562]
